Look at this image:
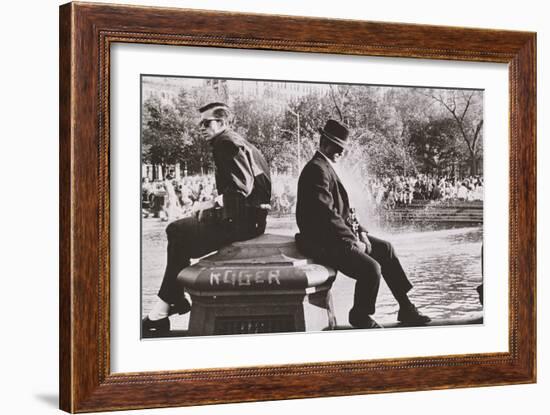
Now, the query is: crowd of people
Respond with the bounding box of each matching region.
[367,174,484,210]
[142,175,218,221]
[270,174,298,216]
[142,172,484,221]
[142,173,302,221]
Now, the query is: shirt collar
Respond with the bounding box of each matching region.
[208,127,229,145]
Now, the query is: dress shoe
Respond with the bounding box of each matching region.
[168,297,191,316]
[397,305,431,325]
[476,284,484,305]
[142,316,170,338]
[349,312,383,329]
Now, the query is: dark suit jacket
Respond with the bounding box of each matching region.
[296,151,365,256]
[209,129,271,239]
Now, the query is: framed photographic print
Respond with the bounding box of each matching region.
[59,2,536,412]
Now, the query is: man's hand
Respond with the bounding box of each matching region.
[354,240,367,252]
[360,232,372,254]
[194,199,220,222]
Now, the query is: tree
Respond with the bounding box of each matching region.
[231,96,287,171]
[342,86,420,177]
[408,117,462,175]
[142,96,189,175]
[282,94,334,174]
[423,90,484,175]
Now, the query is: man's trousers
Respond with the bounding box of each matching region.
[323,235,413,317]
[157,208,266,304]
[157,214,232,304]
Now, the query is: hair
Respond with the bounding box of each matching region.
[199,102,232,121]
[199,102,227,112]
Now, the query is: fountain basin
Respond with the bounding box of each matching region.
[177,234,337,336]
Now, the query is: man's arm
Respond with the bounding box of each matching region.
[213,138,258,230]
[301,163,357,244]
[216,139,254,198]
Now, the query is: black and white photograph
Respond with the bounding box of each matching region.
[140,75,484,338]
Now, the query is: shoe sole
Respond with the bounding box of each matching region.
[397,318,431,326]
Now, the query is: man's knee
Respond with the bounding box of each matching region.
[370,261,383,279]
[165,218,192,241]
[165,221,179,239]
[373,237,395,257]
[385,241,396,256]
[351,250,382,281]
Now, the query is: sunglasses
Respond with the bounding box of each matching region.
[199,118,220,128]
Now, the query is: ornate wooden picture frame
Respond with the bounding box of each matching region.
[59,2,536,412]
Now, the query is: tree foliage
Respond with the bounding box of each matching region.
[420,89,484,175]
[141,82,484,178]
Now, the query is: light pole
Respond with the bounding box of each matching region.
[287,108,301,173]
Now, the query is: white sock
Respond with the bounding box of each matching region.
[148,298,170,321]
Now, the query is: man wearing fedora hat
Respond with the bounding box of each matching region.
[295,119,431,328]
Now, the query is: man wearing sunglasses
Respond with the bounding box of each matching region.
[143,102,272,337]
[295,119,431,329]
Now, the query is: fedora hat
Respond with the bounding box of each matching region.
[318,119,350,148]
